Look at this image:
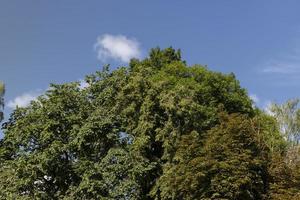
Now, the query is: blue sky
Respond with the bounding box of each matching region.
[1,1,300,135]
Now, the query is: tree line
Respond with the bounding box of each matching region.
[0,48,300,199]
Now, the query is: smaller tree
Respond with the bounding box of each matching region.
[267,99,300,199]
[0,81,4,122]
[151,113,269,200]
[269,99,300,146]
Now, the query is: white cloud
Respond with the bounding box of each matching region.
[7,91,41,109]
[261,47,300,74]
[250,94,260,104]
[78,79,89,89]
[94,34,141,63]
[262,60,300,74]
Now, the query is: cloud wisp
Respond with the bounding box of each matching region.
[7,91,41,109]
[94,34,141,63]
[261,47,300,74]
[262,60,300,74]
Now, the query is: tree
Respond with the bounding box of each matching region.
[151,113,270,200]
[267,99,300,199]
[0,48,273,199]
[269,99,300,146]
[268,151,300,200]
[0,81,4,122]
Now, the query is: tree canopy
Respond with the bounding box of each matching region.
[0,48,299,199]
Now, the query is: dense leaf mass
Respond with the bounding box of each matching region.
[0,48,299,199]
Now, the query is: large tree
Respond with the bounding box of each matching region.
[0,48,278,199]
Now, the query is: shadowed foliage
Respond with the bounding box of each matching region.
[0,82,4,122]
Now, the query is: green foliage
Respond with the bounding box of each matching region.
[151,113,269,200]
[0,81,4,122]
[268,151,300,200]
[266,99,300,199]
[254,110,287,154]
[269,99,300,146]
[0,47,290,199]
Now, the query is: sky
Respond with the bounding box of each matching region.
[1,1,300,136]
